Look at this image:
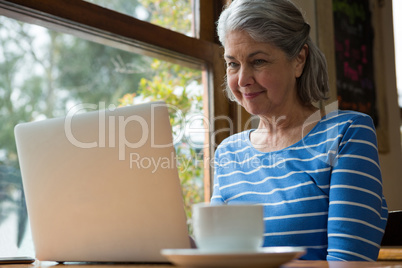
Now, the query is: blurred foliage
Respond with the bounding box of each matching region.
[128,0,203,226]
[120,58,204,226]
[85,0,193,36]
[85,0,141,18]
[139,0,193,35]
[138,0,204,224]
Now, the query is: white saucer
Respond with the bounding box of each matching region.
[161,247,306,268]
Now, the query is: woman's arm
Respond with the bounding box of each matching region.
[327,115,388,261]
[210,152,225,205]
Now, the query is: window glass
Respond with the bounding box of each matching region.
[0,16,205,257]
[84,0,195,37]
[393,0,402,107]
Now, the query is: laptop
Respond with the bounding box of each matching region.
[14,101,191,263]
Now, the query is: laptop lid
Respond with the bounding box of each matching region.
[14,101,190,263]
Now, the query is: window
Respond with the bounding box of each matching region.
[0,0,230,257]
[84,0,195,37]
[392,0,402,147]
[393,0,402,108]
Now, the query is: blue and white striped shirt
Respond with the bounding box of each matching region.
[211,110,388,261]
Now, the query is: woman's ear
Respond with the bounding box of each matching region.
[295,44,308,78]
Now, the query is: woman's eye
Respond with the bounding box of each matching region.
[226,62,239,68]
[253,59,266,65]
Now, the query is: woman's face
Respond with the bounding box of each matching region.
[224,30,306,117]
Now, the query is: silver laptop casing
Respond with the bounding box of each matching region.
[15,101,190,262]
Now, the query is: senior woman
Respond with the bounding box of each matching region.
[211,0,388,262]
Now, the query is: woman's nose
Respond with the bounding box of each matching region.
[238,66,254,87]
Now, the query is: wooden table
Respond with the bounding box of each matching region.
[10,260,402,268]
[378,246,402,261]
[8,248,402,268]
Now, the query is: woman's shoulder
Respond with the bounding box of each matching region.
[303,109,375,142]
[320,109,374,126]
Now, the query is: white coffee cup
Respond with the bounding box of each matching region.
[192,203,264,252]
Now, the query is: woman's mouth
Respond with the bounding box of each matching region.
[243,91,263,99]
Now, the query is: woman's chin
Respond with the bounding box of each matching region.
[241,103,266,116]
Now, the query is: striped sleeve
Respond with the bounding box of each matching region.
[211,171,225,204]
[210,144,225,205]
[327,114,388,261]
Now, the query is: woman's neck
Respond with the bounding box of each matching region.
[251,104,319,152]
